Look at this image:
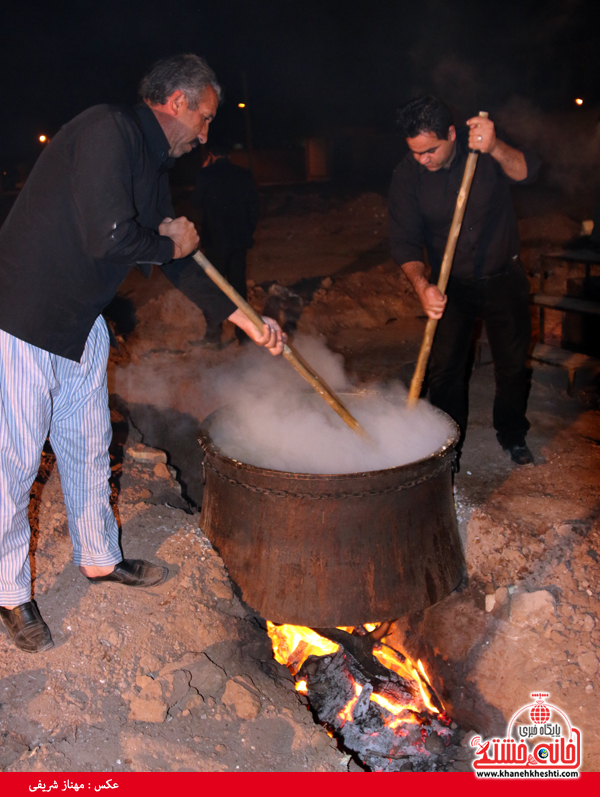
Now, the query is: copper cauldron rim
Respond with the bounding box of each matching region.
[198,399,459,482]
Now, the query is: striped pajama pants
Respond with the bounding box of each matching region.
[0,316,121,606]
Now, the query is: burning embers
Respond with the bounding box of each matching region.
[267,622,457,771]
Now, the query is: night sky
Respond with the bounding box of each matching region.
[0,0,598,167]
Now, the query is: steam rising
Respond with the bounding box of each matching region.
[204,336,454,474]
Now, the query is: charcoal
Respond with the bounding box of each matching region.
[351,681,373,720]
[312,627,393,680]
[301,652,355,724]
[376,679,419,707]
[297,635,463,771]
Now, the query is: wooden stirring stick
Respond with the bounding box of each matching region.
[192,250,367,437]
[407,111,489,409]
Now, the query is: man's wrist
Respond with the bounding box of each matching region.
[489,137,503,161]
[414,276,432,300]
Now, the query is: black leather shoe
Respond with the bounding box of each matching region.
[502,442,534,465]
[86,559,168,587]
[0,601,54,653]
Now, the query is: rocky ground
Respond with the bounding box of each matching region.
[387,367,600,771]
[1,186,599,772]
[1,441,345,772]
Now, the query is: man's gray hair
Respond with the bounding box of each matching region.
[139,54,222,110]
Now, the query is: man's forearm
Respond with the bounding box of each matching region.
[401,260,430,300]
[467,116,528,181]
[490,139,527,181]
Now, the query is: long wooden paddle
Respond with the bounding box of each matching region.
[192,250,367,437]
[407,111,489,409]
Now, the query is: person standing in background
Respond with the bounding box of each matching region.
[192,143,259,345]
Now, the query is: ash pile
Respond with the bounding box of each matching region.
[269,622,471,772]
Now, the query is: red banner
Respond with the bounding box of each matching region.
[0,771,597,796]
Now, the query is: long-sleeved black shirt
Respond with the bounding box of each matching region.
[388,128,540,281]
[0,103,236,361]
[192,157,259,251]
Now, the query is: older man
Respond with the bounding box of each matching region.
[0,54,284,653]
[389,96,540,469]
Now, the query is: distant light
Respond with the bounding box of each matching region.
[575,98,584,106]
[39,135,48,143]
[238,102,246,108]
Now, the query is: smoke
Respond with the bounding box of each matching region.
[112,332,453,475]
[495,96,600,199]
[202,335,454,475]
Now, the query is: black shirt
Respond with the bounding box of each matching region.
[388,128,540,281]
[192,158,259,251]
[0,103,235,361]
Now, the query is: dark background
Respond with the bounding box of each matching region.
[0,0,598,173]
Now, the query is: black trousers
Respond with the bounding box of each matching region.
[204,248,249,341]
[428,262,532,450]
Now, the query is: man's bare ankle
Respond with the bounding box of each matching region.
[79,564,116,578]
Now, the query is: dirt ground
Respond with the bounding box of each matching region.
[1,187,599,772]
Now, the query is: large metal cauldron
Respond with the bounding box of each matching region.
[198,403,465,627]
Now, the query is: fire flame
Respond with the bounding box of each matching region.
[370,692,420,726]
[338,680,363,725]
[413,660,439,714]
[373,643,441,714]
[266,621,339,674]
[373,643,415,681]
[415,659,440,712]
[336,623,379,634]
[267,623,444,735]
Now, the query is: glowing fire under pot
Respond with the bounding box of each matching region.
[265,621,456,769]
[198,401,465,627]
